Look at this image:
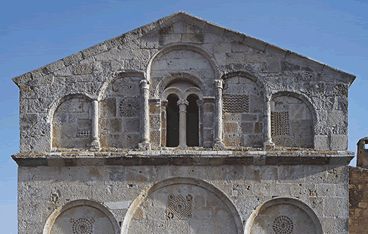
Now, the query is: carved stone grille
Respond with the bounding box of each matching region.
[223,95,249,113]
[272,216,293,234]
[271,111,290,136]
[167,194,193,220]
[77,130,91,138]
[70,218,94,234]
[119,97,140,117]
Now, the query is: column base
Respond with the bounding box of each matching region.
[138,142,151,151]
[263,140,275,150]
[213,141,225,150]
[178,144,187,147]
[90,139,101,151]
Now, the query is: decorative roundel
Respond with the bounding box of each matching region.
[119,97,140,117]
[272,216,293,234]
[70,218,94,234]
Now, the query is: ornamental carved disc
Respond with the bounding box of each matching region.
[70,218,94,234]
[119,97,140,117]
[272,216,293,234]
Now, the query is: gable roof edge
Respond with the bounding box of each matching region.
[12,11,356,88]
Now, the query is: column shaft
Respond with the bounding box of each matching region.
[140,80,150,143]
[177,99,188,147]
[90,99,100,150]
[263,98,274,149]
[214,79,224,146]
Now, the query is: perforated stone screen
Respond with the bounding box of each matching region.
[223,95,249,113]
[271,111,290,136]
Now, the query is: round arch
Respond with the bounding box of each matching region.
[245,197,323,234]
[121,177,243,234]
[146,43,220,82]
[154,72,206,98]
[46,93,94,124]
[221,71,266,93]
[270,90,318,130]
[97,70,145,102]
[43,199,120,234]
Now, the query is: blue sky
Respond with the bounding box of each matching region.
[1,0,367,232]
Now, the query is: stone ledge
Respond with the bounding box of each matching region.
[12,150,354,167]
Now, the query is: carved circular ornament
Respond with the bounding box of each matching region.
[70,218,94,234]
[272,216,293,234]
[119,97,140,117]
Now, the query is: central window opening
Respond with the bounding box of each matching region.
[166,94,179,147]
[186,94,199,146]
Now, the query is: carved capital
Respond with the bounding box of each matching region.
[177,99,189,106]
[196,99,203,106]
[139,79,150,90]
[214,79,224,89]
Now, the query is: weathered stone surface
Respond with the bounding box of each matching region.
[12,12,356,234]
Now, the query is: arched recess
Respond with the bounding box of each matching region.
[52,94,93,149]
[221,71,266,148]
[270,91,316,148]
[43,199,120,234]
[99,72,143,148]
[122,177,243,234]
[162,81,204,147]
[245,197,323,234]
[148,44,218,98]
[147,43,220,82]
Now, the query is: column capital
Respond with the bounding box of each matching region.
[139,79,150,89]
[177,99,189,106]
[214,79,224,89]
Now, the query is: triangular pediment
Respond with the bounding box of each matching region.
[13,11,355,87]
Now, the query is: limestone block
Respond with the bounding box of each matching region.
[182,33,204,44]
[82,43,107,58]
[330,134,348,150]
[314,135,329,150]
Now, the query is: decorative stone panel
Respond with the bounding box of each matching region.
[51,205,115,234]
[250,199,322,234]
[270,95,313,148]
[52,96,92,149]
[222,76,264,147]
[99,74,141,148]
[127,180,241,234]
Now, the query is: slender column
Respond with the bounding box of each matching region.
[213,79,224,148]
[196,99,203,147]
[177,99,188,147]
[263,97,274,149]
[138,79,150,150]
[90,100,100,151]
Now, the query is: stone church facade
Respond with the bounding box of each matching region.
[12,12,355,233]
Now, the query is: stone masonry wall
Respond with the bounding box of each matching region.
[13,12,355,153]
[349,166,368,234]
[99,74,142,149]
[18,164,349,234]
[52,96,93,149]
[222,75,264,147]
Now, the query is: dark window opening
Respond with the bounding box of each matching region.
[166,94,179,147]
[186,94,199,146]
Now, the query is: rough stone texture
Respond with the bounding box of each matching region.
[17,164,349,234]
[356,137,368,168]
[222,76,264,148]
[349,166,368,234]
[271,95,313,148]
[12,12,356,234]
[53,96,92,148]
[51,206,115,233]
[99,74,141,149]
